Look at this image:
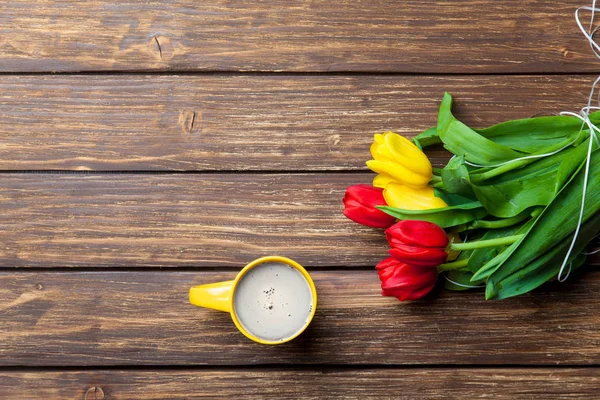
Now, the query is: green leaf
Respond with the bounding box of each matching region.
[470,219,535,282]
[380,201,483,214]
[437,93,526,165]
[378,205,488,228]
[467,222,527,274]
[467,136,594,218]
[486,146,600,297]
[467,208,534,230]
[471,163,559,218]
[413,110,600,153]
[488,211,600,300]
[476,112,600,153]
[555,137,589,192]
[440,155,476,198]
[413,127,440,148]
[471,239,523,282]
[434,188,477,207]
[468,132,582,184]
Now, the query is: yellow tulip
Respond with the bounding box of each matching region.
[367,132,432,189]
[383,183,448,210]
[373,174,396,189]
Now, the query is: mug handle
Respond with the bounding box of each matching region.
[189,280,234,312]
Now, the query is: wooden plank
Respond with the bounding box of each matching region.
[2,270,600,366]
[0,173,388,267]
[0,75,598,171]
[1,368,599,399]
[0,173,597,268]
[0,1,597,73]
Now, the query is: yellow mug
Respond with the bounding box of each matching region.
[189,256,317,345]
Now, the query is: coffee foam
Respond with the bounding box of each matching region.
[233,262,313,341]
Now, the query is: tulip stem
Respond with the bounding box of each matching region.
[438,259,469,271]
[449,235,523,251]
[430,175,442,184]
[530,207,543,218]
[466,211,530,230]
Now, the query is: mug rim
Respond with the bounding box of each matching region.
[229,255,317,345]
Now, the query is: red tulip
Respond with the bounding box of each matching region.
[376,257,438,301]
[343,184,396,228]
[386,220,448,267]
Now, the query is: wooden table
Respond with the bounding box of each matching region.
[1,1,600,398]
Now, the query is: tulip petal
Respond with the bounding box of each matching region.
[379,262,438,301]
[343,207,395,229]
[387,220,449,248]
[367,132,433,188]
[342,185,396,228]
[373,133,385,145]
[370,141,394,162]
[366,160,430,189]
[388,245,448,267]
[383,183,448,210]
[372,174,396,189]
[383,132,432,177]
[375,257,399,270]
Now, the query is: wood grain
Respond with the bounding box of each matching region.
[1,368,599,399]
[0,75,598,171]
[4,0,600,395]
[0,172,596,268]
[2,270,600,366]
[0,1,597,73]
[0,173,388,267]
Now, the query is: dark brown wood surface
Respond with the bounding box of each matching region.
[0,0,597,73]
[0,75,598,171]
[0,172,596,269]
[2,270,600,366]
[0,173,387,267]
[1,368,599,399]
[2,0,600,397]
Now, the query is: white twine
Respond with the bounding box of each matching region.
[444,3,600,284]
[443,274,484,289]
[456,3,600,283]
[560,262,573,282]
[583,248,600,255]
[554,2,600,281]
[576,1,600,56]
[581,233,600,254]
[555,106,598,281]
[463,140,579,169]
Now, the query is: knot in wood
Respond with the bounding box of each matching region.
[84,386,104,400]
[150,35,174,60]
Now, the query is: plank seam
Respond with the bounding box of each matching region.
[0,266,382,272]
[0,364,599,372]
[1,71,600,77]
[0,170,371,175]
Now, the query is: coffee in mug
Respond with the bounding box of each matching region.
[233,262,314,342]
[189,256,317,344]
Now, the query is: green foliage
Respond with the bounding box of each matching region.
[429,93,600,299]
[379,204,488,229]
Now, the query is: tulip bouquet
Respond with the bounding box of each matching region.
[343,93,600,301]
